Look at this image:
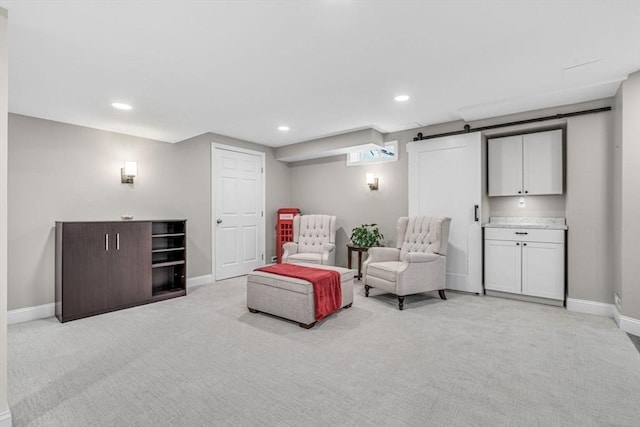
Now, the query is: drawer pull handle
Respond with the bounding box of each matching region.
[515,232,528,235]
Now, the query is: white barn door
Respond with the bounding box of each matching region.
[213,145,265,280]
[407,132,483,294]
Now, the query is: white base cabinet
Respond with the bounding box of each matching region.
[484,228,565,302]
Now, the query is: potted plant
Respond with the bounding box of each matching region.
[350,223,384,247]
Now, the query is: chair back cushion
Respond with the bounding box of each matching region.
[293,214,336,254]
[396,216,451,258]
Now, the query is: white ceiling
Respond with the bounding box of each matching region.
[1,0,639,147]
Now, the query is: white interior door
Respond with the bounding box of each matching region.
[407,132,483,293]
[213,145,265,280]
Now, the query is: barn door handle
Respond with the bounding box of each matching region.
[474,205,479,222]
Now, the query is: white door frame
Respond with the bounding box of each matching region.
[211,143,266,281]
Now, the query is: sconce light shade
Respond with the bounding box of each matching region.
[366,172,378,190]
[121,161,137,184]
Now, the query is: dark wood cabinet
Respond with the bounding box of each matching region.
[55,220,186,322]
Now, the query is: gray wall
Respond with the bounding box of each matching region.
[289,152,408,268]
[8,114,192,309]
[0,6,9,420]
[565,112,613,303]
[7,96,626,317]
[288,99,615,306]
[617,71,640,319]
[7,115,290,311]
[175,132,291,267]
[613,82,623,309]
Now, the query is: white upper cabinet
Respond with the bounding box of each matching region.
[487,135,522,196]
[488,129,563,196]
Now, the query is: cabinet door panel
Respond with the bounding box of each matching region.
[484,239,521,294]
[522,242,564,300]
[61,223,110,318]
[523,130,563,195]
[109,222,152,306]
[488,135,523,196]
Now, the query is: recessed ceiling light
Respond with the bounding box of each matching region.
[111,102,133,110]
[394,95,410,102]
[278,125,290,131]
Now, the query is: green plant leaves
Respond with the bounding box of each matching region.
[350,223,384,247]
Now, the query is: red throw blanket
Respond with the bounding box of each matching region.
[255,264,342,321]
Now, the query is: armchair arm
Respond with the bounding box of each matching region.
[282,242,298,262]
[362,247,400,282]
[321,243,336,265]
[322,243,335,253]
[366,247,400,263]
[404,252,441,263]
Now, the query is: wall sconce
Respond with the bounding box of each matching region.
[121,161,137,184]
[366,172,378,190]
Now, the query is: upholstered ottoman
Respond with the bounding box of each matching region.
[247,263,353,328]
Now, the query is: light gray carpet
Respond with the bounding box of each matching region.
[8,278,640,426]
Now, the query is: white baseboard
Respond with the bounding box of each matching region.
[567,298,640,337]
[566,298,614,317]
[8,302,55,325]
[614,307,640,338]
[187,274,213,289]
[8,275,213,325]
[0,409,12,427]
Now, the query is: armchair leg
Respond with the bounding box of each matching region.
[438,290,447,300]
[398,296,404,310]
[364,285,370,297]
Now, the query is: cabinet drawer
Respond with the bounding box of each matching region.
[484,227,564,243]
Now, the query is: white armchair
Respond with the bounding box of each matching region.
[362,216,451,310]
[282,214,337,266]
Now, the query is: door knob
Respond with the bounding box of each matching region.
[216,219,222,224]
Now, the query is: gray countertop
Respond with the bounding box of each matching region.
[482,216,567,230]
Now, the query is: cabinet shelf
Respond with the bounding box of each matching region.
[151,288,187,301]
[152,247,185,253]
[152,233,185,238]
[152,260,185,268]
